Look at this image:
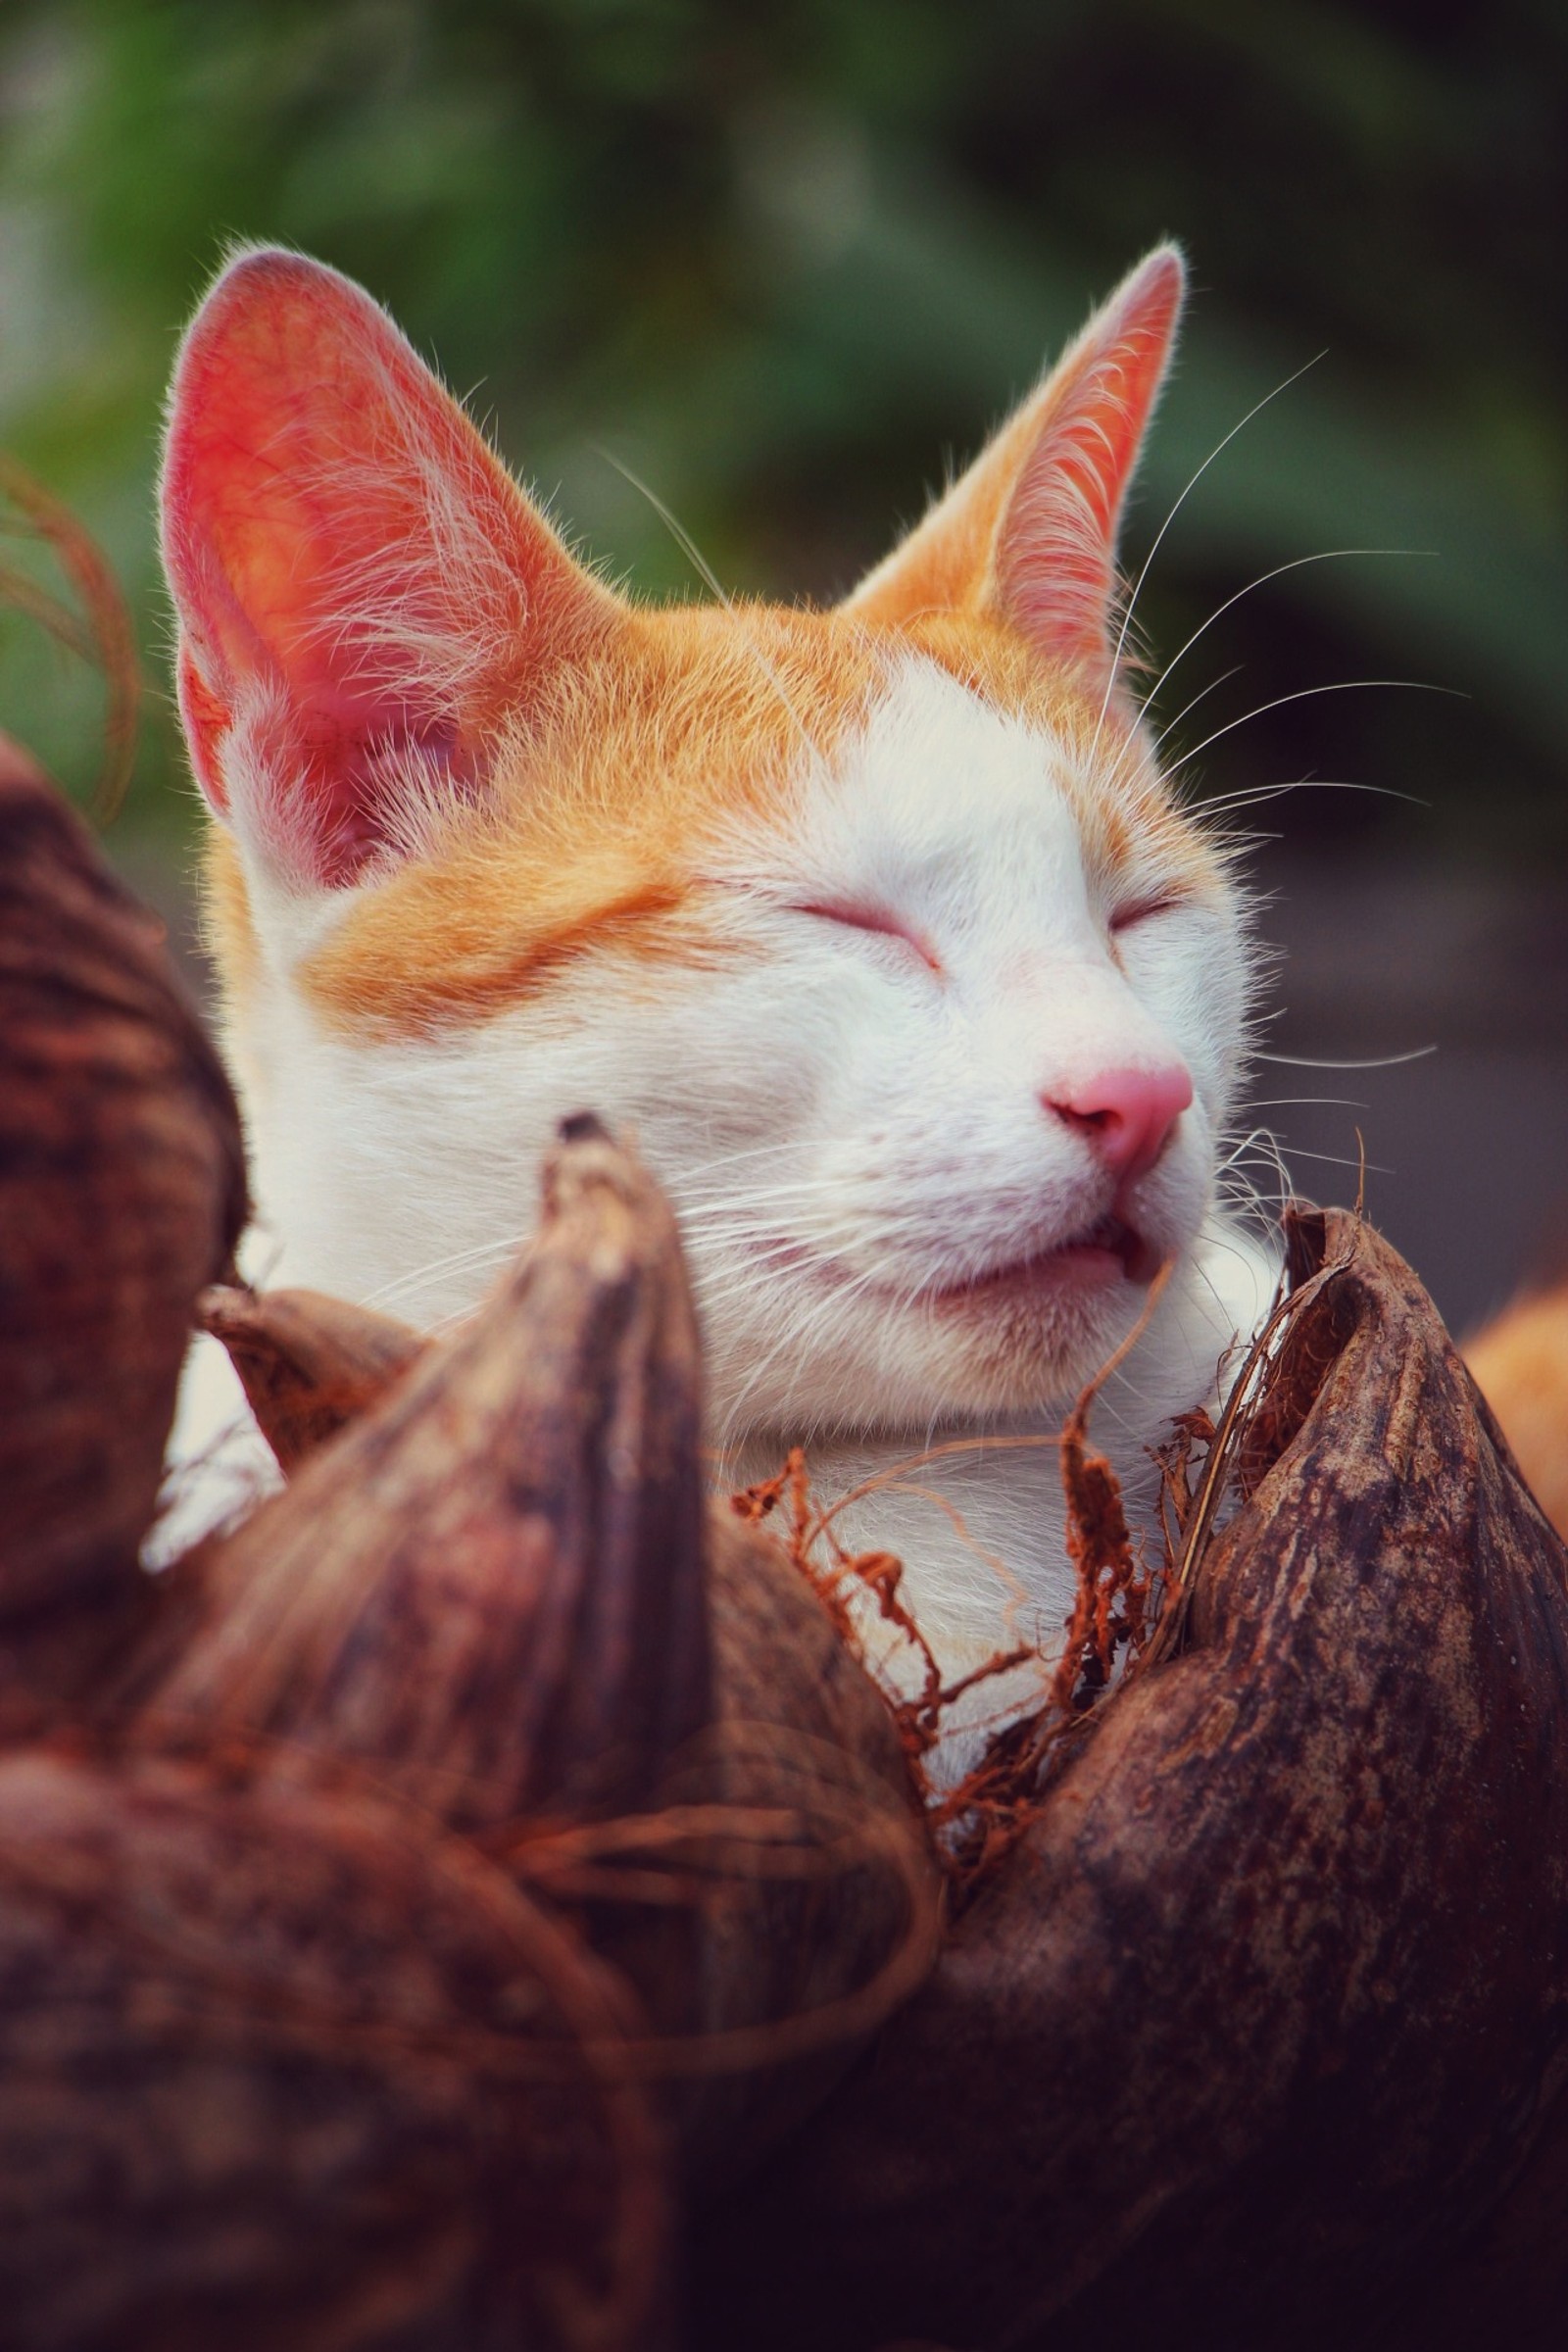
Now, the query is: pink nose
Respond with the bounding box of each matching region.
[1046,1062,1193,1183]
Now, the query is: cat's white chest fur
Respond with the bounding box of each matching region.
[724,1221,1277,1725]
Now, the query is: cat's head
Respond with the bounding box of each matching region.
[161,242,1257,1446]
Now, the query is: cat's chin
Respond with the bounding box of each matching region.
[703,1230,1192,1437]
[903,1272,1159,1419]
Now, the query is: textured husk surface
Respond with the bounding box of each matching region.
[0,745,934,2350]
[693,1206,1568,2352]
[0,741,245,1657]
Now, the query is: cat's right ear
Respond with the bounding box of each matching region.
[841,246,1184,699]
[161,248,621,891]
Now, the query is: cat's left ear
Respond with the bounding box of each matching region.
[161,247,622,891]
[841,245,1184,693]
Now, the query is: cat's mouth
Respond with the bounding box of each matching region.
[754,1209,1161,1313]
[915,1211,1161,1307]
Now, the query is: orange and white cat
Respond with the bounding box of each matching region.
[158,241,1276,1724]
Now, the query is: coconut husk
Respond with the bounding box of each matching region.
[143,1115,715,1830]
[0,735,245,1718]
[201,1153,1568,2352]
[174,1140,936,2176]
[196,1282,429,1472]
[691,1206,1568,2352]
[0,746,936,2347]
[0,1740,668,2352]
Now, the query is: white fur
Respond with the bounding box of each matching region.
[162,658,1276,1751]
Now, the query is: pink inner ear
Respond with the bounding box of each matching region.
[162,250,612,888]
[997,248,1184,679]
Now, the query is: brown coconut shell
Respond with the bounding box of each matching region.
[171,1136,937,2174]
[0,737,245,1716]
[691,1205,1568,2352]
[0,751,935,2347]
[0,1741,668,2352]
[196,1281,429,1472]
[143,1114,716,1832]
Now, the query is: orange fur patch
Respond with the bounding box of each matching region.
[289,605,882,1032]
[203,603,1218,1038]
[1465,1282,1568,1540]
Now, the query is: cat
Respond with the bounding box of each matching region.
[158,239,1277,1740]
[1467,1278,1568,1543]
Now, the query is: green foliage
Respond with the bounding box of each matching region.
[1,0,1563,848]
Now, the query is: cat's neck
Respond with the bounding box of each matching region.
[720,1221,1278,1709]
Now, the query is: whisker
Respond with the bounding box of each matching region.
[1139,547,1429,720]
[669,1173,877,1213]
[361,1233,529,1309]
[1216,1125,1278,1174]
[663,1139,799,1181]
[1247,1095,1370,1109]
[1087,348,1329,767]
[1199,776,1425,815]
[1148,663,1246,759]
[1241,1141,1393,1176]
[1173,679,1464,770]
[1256,1046,1437,1070]
[711,1268,886,1453]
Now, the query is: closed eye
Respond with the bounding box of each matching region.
[791,899,945,977]
[1109,894,1189,935]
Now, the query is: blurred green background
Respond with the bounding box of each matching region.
[2,0,1563,851]
[1,0,1565,1324]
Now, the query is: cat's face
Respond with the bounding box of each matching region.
[163,244,1254,1446]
